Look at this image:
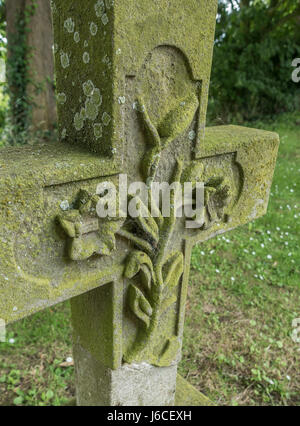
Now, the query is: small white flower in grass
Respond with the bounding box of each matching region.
[216,269,220,274]
[276,227,280,231]
[66,357,73,363]
[261,243,265,248]
[231,277,235,282]
[254,274,258,278]
[210,250,215,254]
[250,237,254,241]
[290,189,294,193]
[286,375,291,381]
[200,251,205,256]
[267,254,272,260]
[259,275,264,281]
[9,338,15,344]
[267,230,271,235]
[252,251,256,255]
[285,242,288,246]
[288,252,292,257]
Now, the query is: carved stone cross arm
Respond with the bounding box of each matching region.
[0,0,279,406]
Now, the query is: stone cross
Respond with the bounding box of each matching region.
[0,0,279,406]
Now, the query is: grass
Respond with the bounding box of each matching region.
[0,112,299,406]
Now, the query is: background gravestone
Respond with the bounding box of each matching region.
[0,0,279,406]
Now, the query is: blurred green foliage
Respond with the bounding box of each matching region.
[208,0,300,123]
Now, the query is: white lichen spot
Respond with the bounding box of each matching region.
[93,123,103,139]
[83,80,95,97]
[105,0,113,9]
[83,52,90,64]
[60,200,70,211]
[64,18,75,33]
[95,0,105,18]
[60,52,70,69]
[118,96,126,105]
[53,43,58,54]
[101,14,109,26]
[91,88,102,106]
[80,107,86,120]
[74,32,80,43]
[85,99,99,120]
[84,40,89,48]
[116,48,122,55]
[57,92,67,104]
[102,112,111,126]
[61,128,67,139]
[50,0,57,14]
[188,130,196,141]
[74,112,84,131]
[90,22,98,36]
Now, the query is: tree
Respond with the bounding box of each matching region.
[209,0,300,122]
[6,0,56,141]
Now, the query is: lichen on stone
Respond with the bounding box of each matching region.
[74,112,85,131]
[57,92,67,105]
[85,99,99,121]
[83,80,95,97]
[60,51,70,69]
[74,32,80,43]
[102,112,111,126]
[64,17,75,33]
[101,14,109,26]
[94,123,103,139]
[95,0,105,18]
[83,52,90,64]
[90,22,98,36]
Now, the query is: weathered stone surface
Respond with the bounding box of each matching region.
[0,0,279,407]
[74,342,177,406]
[0,127,279,327]
[175,375,215,406]
[52,0,217,157]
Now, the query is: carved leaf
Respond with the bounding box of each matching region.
[139,264,152,292]
[157,93,199,146]
[162,252,184,290]
[124,251,154,280]
[160,294,178,314]
[128,284,153,328]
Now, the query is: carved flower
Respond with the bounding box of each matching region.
[58,189,124,261]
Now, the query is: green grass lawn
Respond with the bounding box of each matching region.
[0,113,299,406]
